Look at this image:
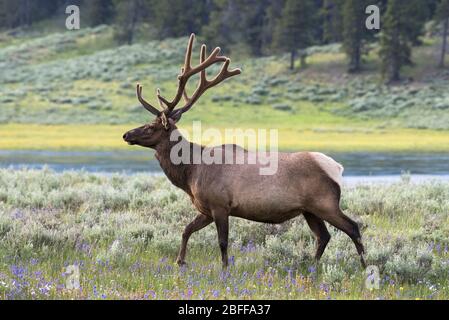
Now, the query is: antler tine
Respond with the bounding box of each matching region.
[184,33,195,72]
[136,84,161,116]
[182,89,189,103]
[177,45,211,114]
[136,34,240,119]
[156,88,166,109]
[157,34,195,112]
[200,44,207,83]
[170,57,242,119]
[209,58,242,87]
[157,34,229,113]
[178,45,207,105]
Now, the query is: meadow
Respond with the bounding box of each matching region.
[1,25,449,301]
[1,169,449,300]
[2,123,449,152]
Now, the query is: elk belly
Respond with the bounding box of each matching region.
[229,188,303,223]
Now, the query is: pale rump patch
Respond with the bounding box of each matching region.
[309,152,344,187]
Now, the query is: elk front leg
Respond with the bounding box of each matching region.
[213,212,229,269]
[177,213,212,266]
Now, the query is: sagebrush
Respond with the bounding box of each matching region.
[0,169,448,299]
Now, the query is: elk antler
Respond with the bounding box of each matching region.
[157,34,241,120]
[136,84,161,116]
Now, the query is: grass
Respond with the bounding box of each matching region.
[1,123,449,152]
[1,169,449,299]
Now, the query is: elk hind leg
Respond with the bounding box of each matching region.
[303,212,331,262]
[314,205,366,268]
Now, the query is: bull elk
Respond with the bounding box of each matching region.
[123,34,366,268]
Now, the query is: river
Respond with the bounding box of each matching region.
[1,150,448,184]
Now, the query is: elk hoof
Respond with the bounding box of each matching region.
[176,259,187,266]
[360,254,367,269]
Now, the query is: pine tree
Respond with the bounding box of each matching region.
[404,0,431,46]
[0,0,34,28]
[202,0,272,56]
[436,0,449,67]
[0,0,7,29]
[113,0,150,45]
[242,0,271,56]
[152,0,209,38]
[86,0,114,26]
[379,0,412,82]
[276,0,317,70]
[342,0,366,72]
[261,0,285,55]
[201,0,245,53]
[322,0,343,43]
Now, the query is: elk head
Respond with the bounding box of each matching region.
[123,34,241,149]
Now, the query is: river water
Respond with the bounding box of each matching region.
[1,150,448,184]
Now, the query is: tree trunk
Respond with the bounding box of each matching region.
[18,0,30,27]
[349,47,361,73]
[439,17,449,68]
[290,50,296,70]
[125,0,139,45]
[126,0,138,45]
[300,53,307,69]
[391,57,400,82]
[390,27,401,82]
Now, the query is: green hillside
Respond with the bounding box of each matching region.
[1,26,449,151]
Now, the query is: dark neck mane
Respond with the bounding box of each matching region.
[154,133,202,196]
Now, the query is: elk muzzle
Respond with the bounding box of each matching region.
[123,130,136,145]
